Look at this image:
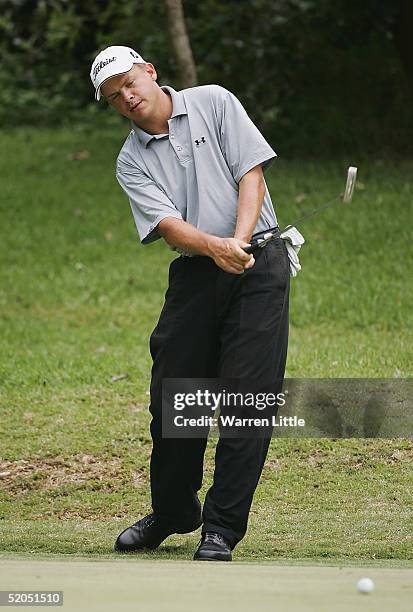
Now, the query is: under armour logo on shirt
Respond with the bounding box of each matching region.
[194,137,206,146]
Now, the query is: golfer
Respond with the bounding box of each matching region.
[90,46,290,561]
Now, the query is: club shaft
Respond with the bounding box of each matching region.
[286,194,339,227]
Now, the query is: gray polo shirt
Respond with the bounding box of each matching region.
[115,84,278,244]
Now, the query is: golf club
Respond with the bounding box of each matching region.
[244,166,358,254]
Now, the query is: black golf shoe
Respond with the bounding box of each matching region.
[193,532,232,561]
[115,511,202,552]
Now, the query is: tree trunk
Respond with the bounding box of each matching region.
[394,0,413,95]
[163,0,198,88]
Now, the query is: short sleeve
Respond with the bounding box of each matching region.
[217,88,277,183]
[116,161,183,244]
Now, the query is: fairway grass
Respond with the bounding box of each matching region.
[1,559,413,612]
[0,125,412,563]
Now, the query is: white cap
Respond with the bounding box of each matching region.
[90,45,146,101]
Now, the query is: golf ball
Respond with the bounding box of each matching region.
[357,577,375,594]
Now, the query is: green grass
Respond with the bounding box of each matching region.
[0,125,412,563]
[2,559,412,612]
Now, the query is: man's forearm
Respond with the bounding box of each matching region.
[157,217,216,257]
[157,217,255,275]
[234,165,266,242]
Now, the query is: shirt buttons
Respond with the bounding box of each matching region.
[177,146,182,151]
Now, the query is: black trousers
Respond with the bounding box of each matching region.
[148,236,290,548]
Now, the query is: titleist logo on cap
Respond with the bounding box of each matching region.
[93,57,116,79]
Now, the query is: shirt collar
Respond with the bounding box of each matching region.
[132,85,187,147]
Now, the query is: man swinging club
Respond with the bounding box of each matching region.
[90,45,290,561]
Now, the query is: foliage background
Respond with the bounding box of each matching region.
[0,0,412,157]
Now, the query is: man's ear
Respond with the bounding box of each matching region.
[142,63,157,81]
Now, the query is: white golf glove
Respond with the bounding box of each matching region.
[280,226,305,277]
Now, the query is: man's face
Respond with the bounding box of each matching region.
[101,63,159,122]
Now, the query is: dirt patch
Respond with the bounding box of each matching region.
[302,445,413,470]
[0,454,128,496]
[305,450,329,468]
[264,459,281,471]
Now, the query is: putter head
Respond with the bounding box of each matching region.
[342,166,357,203]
